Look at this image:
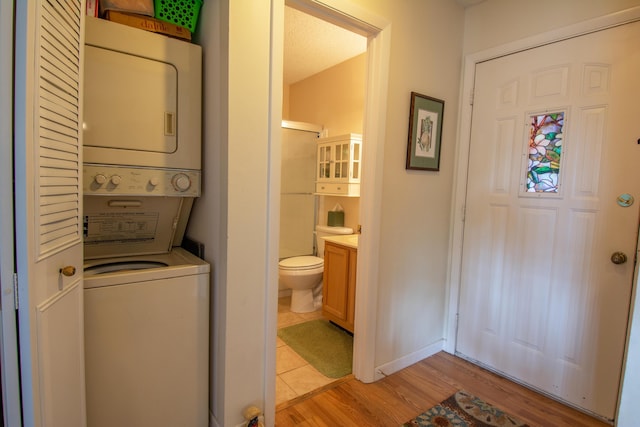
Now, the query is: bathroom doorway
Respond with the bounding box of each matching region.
[276,5,366,405]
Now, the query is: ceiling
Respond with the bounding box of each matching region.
[283,6,367,85]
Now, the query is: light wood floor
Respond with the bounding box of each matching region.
[275,351,610,426]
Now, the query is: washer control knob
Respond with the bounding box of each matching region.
[172,173,191,192]
[94,174,107,185]
[149,177,160,187]
[110,175,122,185]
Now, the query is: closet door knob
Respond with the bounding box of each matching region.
[60,266,77,277]
[611,252,628,265]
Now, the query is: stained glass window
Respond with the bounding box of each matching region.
[526,112,564,193]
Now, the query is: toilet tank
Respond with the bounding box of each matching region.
[315,225,354,258]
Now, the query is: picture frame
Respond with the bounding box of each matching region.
[406,92,445,171]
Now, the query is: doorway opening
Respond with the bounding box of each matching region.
[276,5,366,406]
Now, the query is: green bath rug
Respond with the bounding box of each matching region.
[277,319,353,379]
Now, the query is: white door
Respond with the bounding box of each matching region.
[457,21,640,420]
[14,1,86,426]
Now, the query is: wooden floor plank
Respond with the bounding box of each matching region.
[275,351,610,426]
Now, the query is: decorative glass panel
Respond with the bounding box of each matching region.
[526,112,564,193]
[319,146,331,178]
[334,143,349,178]
[353,143,360,179]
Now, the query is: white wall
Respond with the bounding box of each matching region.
[348,0,465,368]
[189,0,276,425]
[619,274,640,426]
[189,0,640,425]
[191,1,466,425]
[463,0,640,54]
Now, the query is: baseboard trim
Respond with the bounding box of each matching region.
[373,339,444,381]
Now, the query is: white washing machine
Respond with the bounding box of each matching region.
[82,165,209,427]
[83,248,209,427]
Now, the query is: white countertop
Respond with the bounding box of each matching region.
[321,234,359,249]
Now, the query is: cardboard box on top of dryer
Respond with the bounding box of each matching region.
[104,11,191,41]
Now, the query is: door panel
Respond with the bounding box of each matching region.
[14,1,86,426]
[457,21,640,420]
[37,281,85,426]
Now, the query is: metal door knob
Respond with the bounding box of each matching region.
[60,266,76,277]
[611,252,628,265]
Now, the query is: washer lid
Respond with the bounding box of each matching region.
[279,256,323,270]
[84,260,169,275]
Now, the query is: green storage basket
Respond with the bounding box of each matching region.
[154,0,202,33]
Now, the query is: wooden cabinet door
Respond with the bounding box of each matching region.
[323,243,349,322]
[323,242,357,332]
[346,247,357,328]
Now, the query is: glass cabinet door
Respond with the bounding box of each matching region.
[318,145,331,179]
[334,143,350,179]
[352,142,360,179]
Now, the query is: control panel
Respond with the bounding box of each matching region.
[83,164,201,197]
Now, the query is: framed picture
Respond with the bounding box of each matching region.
[406,92,445,171]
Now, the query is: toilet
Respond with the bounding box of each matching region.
[279,225,354,313]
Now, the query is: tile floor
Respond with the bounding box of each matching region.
[276,296,350,405]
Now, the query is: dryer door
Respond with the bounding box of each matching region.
[83,46,178,154]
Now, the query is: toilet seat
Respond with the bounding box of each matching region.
[278,256,323,271]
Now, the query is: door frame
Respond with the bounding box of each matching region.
[266,1,390,414]
[0,0,23,425]
[277,0,390,383]
[446,2,640,416]
[265,1,390,421]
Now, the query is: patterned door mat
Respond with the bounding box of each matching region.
[402,390,529,427]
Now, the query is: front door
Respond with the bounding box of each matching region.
[457,20,640,420]
[14,1,86,426]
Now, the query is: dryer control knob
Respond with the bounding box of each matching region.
[110,175,122,185]
[94,174,107,185]
[149,177,160,187]
[172,173,191,192]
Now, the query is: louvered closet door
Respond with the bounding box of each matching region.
[14,1,86,426]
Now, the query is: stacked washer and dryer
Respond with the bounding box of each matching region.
[81,17,208,427]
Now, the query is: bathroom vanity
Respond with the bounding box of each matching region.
[322,234,358,333]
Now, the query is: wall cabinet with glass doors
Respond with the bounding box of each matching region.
[315,133,362,196]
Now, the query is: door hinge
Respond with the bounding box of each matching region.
[13,273,18,310]
[469,88,474,106]
[461,204,466,222]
